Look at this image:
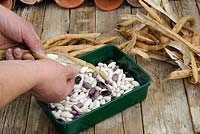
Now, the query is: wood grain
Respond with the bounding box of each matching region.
[95,2,132,134]
[131,1,195,133]
[0,0,199,134]
[139,58,194,134]
[69,0,96,133]
[172,0,200,133]
[0,6,32,134]
[24,2,60,134]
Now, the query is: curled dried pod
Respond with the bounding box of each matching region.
[54,0,85,8]
[0,0,15,9]
[20,0,43,5]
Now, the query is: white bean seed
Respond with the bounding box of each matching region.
[64,107,72,111]
[84,99,92,108]
[73,105,82,113]
[100,99,106,105]
[52,111,61,119]
[80,67,88,73]
[108,62,116,68]
[49,59,141,123]
[103,96,111,102]
[61,112,73,118]
[89,102,94,110]
[66,118,73,122]
[93,100,100,109]
[132,81,140,87]
[46,54,58,60]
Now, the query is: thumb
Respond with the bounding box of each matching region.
[22,22,45,57]
[65,64,81,79]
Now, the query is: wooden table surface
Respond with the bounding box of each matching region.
[1,0,200,134]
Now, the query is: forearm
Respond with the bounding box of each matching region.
[0,60,39,108]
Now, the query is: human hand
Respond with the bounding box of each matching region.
[0,5,44,60]
[32,59,80,103]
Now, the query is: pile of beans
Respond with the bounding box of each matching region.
[47,54,140,123]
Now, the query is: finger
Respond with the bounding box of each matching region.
[5,48,14,60]
[65,65,81,79]
[66,78,75,96]
[13,48,23,60]
[22,53,35,60]
[22,22,45,57]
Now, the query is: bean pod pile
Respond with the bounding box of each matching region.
[47,54,140,123]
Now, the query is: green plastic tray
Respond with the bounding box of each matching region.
[38,44,151,134]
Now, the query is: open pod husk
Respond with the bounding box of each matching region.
[115,0,200,84]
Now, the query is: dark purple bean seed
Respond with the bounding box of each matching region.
[82,82,92,89]
[124,72,132,78]
[93,90,100,99]
[97,81,107,89]
[57,118,65,123]
[76,102,83,108]
[105,80,112,86]
[112,74,118,81]
[75,76,82,84]
[89,88,96,96]
[92,72,98,78]
[113,65,119,71]
[101,90,112,96]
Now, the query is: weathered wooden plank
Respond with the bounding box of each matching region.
[139,59,193,134]
[2,94,31,134]
[69,0,95,133]
[119,3,144,134]
[122,104,143,134]
[24,2,61,134]
[26,98,59,134]
[131,1,195,133]
[0,6,33,134]
[0,107,6,133]
[69,0,95,34]
[95,3,132,134]
[172,0,200,132]
[41,1,69,40]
